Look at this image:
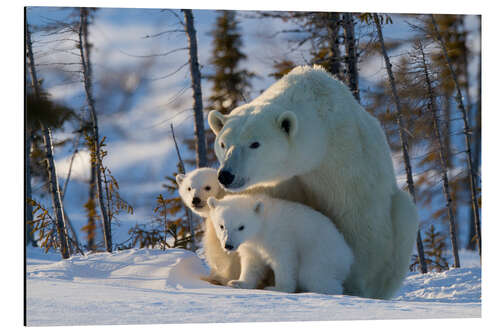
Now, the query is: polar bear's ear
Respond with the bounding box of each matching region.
[253,201,263,214]
[207,197,218,209]
[175,174,185,186]
[208,110,227,134]
[277,111,298,138]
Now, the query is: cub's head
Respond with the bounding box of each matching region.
[176,168,224,217]
[207,195,263,252]
[208,104,327,192]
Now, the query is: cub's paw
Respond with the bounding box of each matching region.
[228,280,252,289]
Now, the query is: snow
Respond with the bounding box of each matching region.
[26,247,481,326]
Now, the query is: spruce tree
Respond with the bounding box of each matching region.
[207,10,254,115]
[185,10,254,166]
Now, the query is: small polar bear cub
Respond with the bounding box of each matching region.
[176,168,225,218]
[207,194,354,294]
[176,168,241,285]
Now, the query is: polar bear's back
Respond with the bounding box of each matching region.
[253,65,357,111]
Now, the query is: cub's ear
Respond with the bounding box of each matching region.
[208,110,227,134]
[175,174,185,185]
[253,200,263,214]
[207,197,218,209]
[277,111,298,137]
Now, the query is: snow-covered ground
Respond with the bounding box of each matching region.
[25,247,480,326]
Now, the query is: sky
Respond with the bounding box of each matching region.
[25,6,481,248]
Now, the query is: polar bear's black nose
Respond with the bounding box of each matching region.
[218,170,235,186]
[225,244,234,251]
[192,197,201,205]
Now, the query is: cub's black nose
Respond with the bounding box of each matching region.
[224,244,234,251]
[218,170,235,186]
[192,197,201,205]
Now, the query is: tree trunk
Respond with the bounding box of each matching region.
[64,210,84,256]
[87,164,97,251]
[468,15,481,251]
[26,23,70,259]
[78,8,113,252]
[325,12,343,80]
[42,126,72,258]
[25,127,36,247]
[183,9,208,168]
[171,123,196,251]
[442,95,452,168]
[418,40,460,268]
[374,14,427,273]
[342,13,360,102]
[431,14,481,256]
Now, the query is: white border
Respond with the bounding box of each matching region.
[3,0,498,332]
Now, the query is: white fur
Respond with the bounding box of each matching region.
[208,65,419,299]
[176,168,304,287]
[176,168,240,285]
[208,194,353,295]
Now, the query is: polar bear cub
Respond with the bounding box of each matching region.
[176,168,241,285]
[207,194,353,294]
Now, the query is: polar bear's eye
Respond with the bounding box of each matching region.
[219,225,224,230]
[187,187,191,191]
[205,186,211,191]
[249,142,260,149]
[220,142,225,149]
[238,225,245,231]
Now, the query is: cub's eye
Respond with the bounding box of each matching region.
[187,187,192,191]
[238,225,245,231]
[249,142,260,149]
[205,186,211,191]
[219,225,224,230]
[220,142,226,149]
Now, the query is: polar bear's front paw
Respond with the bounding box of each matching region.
[228,280,252,289]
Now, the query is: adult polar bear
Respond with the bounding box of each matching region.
[207,65,418,299]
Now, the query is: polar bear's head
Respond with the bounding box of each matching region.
[207,195,263,252]
[176,168,225,217]
[208,103,328,191]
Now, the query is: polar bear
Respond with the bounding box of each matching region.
[208,65,418,299]
[176,168,240,285]
[207,194,353,295]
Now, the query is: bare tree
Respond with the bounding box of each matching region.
[430,14,481,256]
[374,14,427,273]
[78,8,112,252]
[171,123,196,251]
[182,9,208,168]
[25,126,36,247]
[468,15,481,251]
[26,23,70,259]
[415,40,460,267]
[85,166,97,251]
[325,12,343,79]
[342,13,360,101]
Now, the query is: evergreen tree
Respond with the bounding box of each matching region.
[208,11,254,115]
[186,10,254,166]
